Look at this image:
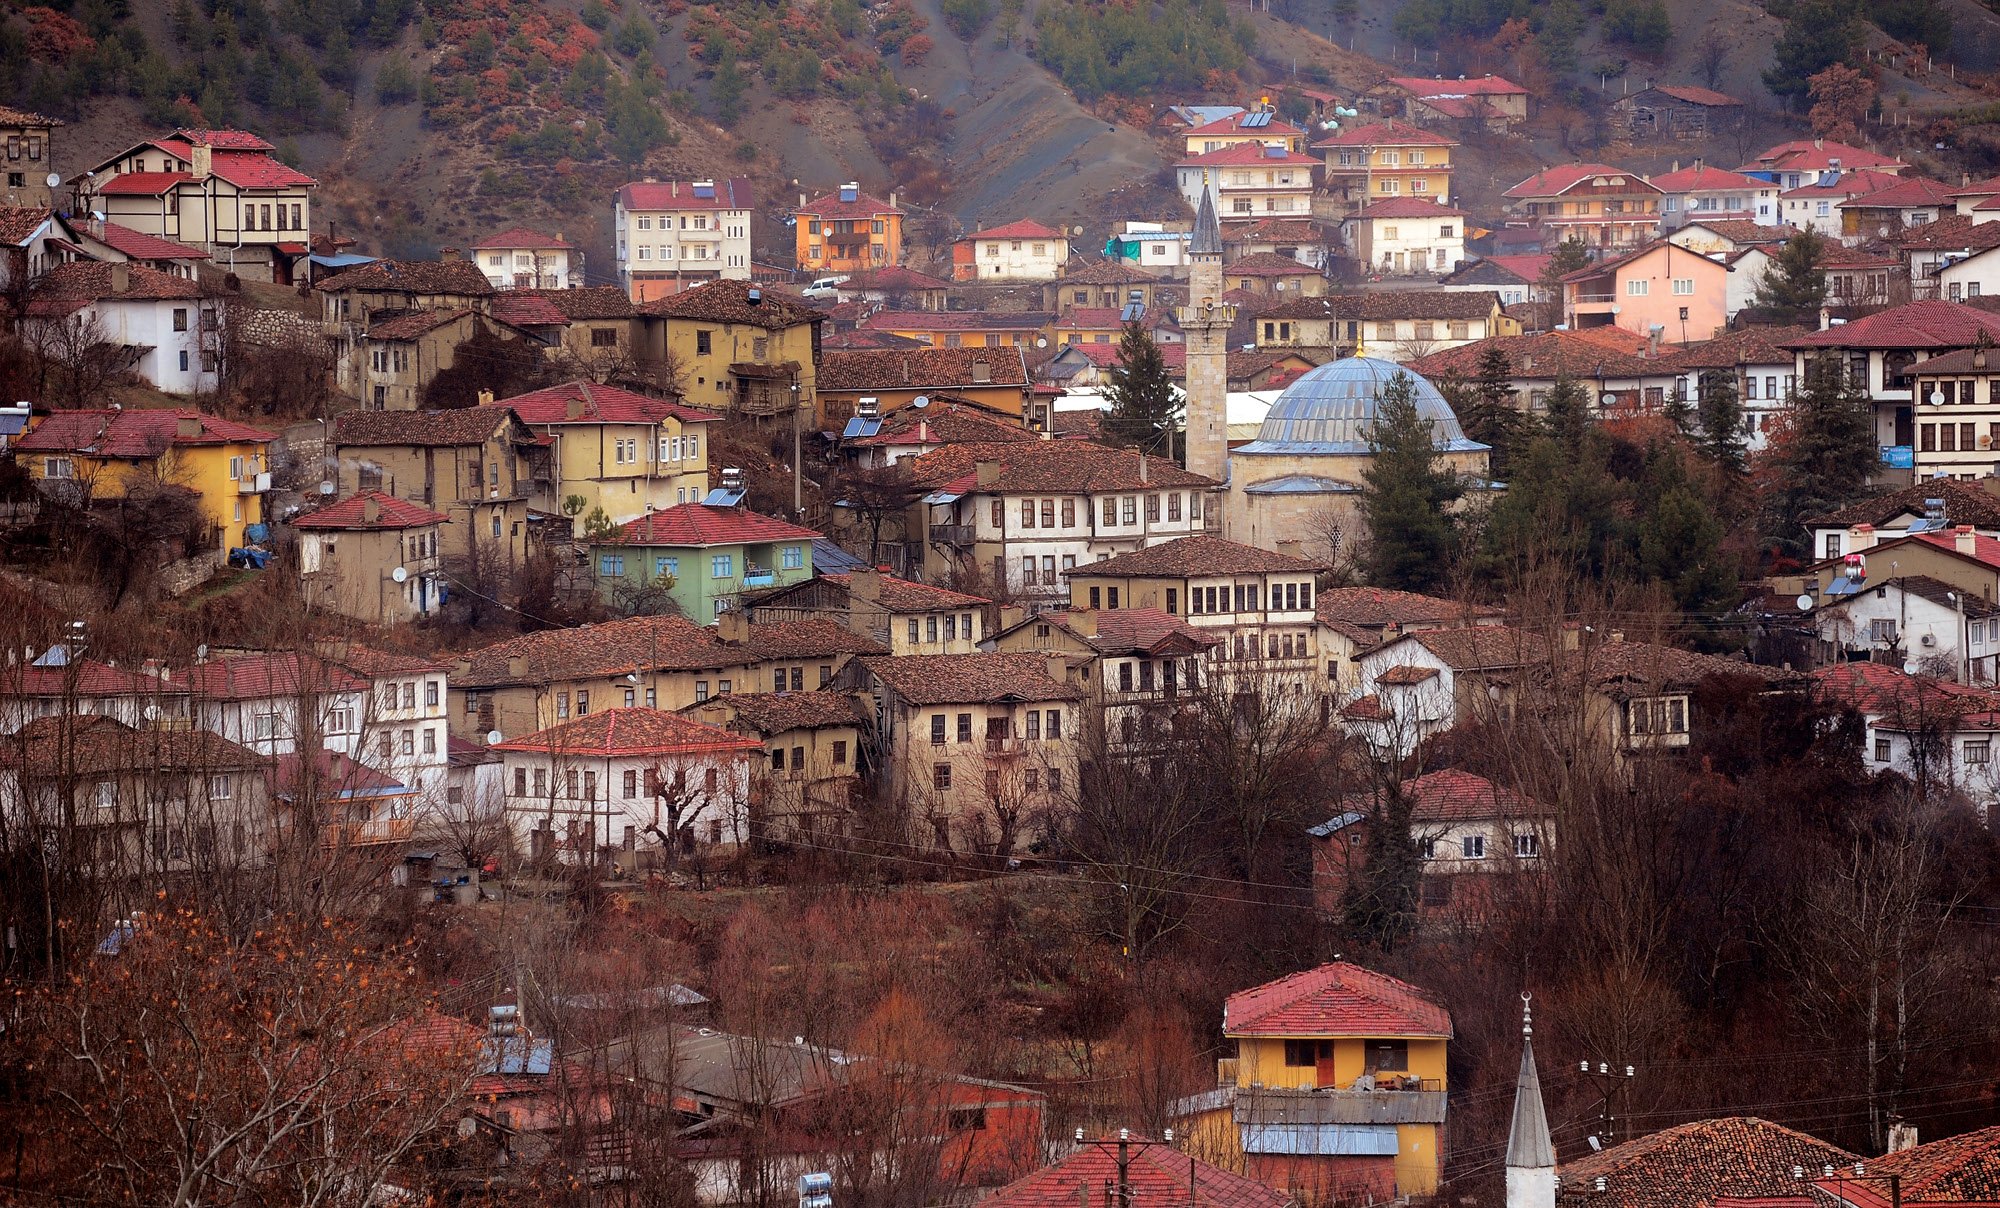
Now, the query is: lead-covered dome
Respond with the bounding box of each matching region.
[1234,356,1487,455]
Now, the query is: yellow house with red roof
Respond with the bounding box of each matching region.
[15,407,275,550]
[1504,165,1663,252]
[1179,961,1451,1202]
[1183,111,1308,156]
[485,379,716,534]
[1312,119,1457,216]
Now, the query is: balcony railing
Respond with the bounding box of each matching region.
[743,568,775,587]
[929,524,974,546]
[984,735,1022,756]
[1231,1084,1447,1127]
[325,816,414,847]
[1571,292,1617,304]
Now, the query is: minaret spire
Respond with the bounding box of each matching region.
[1179,184,1233,489]
[1507,993,1557,1208]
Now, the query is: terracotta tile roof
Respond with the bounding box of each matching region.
[862,309,1052,332]
[1894,212,2000,251]
[292,490,449,530]
[821,571,990,610]
[1840,176,1956,209]
[860,652,1080,706]
[471,227,573,250]
[1859,1124,2000,1200]
[1742,140,1908,173]
[735,618,887,660]
[326,644,452,676]
[0,206,47,245]
[182,651,369,699]
[1442,254,1550,286]
[333,407,521,448]
[686,690,868,735]
[1224,961,1452,1038]
[1312,118,1456,148]
[1065,341,1187,371]
[455,614,884,689]
[271,747,409,800]
[1780,169,1902,200]
[1077,607,1221,654]
[1336,289,1501,321]
[0,716,264,777]
[616,177,754,212]
[366,308,472,341]
[1409,330,1668,380]
[96,171,192,196]
[1391,74,1526,97]
[493,380,716,426]
[1332,768,1540,825]
[1339,694,1387,721]
[1223,251,1320,277]
[1079,535,1323,578]
[1052,306,1133,330]
[5,658,182,698]
[0,105,58,127]
[1350,196,1469,219]
[966,219,1066,241]
[848,401,1039,447]
[16,408,274,456]
[1376,664,1439,685]
[1175,144,1320,168]
[316,258,495,297]
[1317,586,1503,629]
[31,260,203,302]
[907,440,1218,493]
[983,1137,1287,1208]
[798,187,901,219]
[601,504,820,548]
[1229,348,1323,385]
[1056,259,1161,286]
[1679,219,1794,246]
[824,329,927,351]
[78,219,209,261]
[488,293,571,327]
[201,149,317,190]
[1576,638,1782,694]
[1225,218,1326,242]
[1811,661,2000,725]
[1648,84,1743,107]
[1785,301,2000,351]
[1659,326,1812,371]
[1819,243,1902,268]
[1556,1117,1856,1208]
[1507,164,1659,198]
[640,279,822,329]
[494,706,762,757]
[1804,479,2000,529]
[1395,625,1549,670]
[513,286,638,320]
[818,347,1030,392]
[1651,166,1767,193]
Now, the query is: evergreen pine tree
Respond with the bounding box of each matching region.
[711,46,746,124]
[1541,374,1591,453]
[1696,369,1747,480]
[1341,784,1422,951]
[1754,229,1830,318]
[1359,372,1461,593]
[1456,342,1524,478]
[1637,443,1736,614]
[1537,238,1589,328]
[1764,0,1864,107]
[1763,353,1875,561]
[1102,321,1181,461]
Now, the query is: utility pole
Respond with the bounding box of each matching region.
[791,376,804,520]
[1578,1058,1636,1146]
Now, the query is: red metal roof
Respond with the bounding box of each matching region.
[1183,112,1307,138]
[603,504,819,547]
[495,706,763,757]
[292,491,449,530]
[1505,164,1661,199]
[1741,139,1907,173]
[1838,176,1956,209]
[81,219,209,261]
[204,149,316,189]
[1389,74,1527,96]
[1223,961,1453,1038]
[471,227,573,250]
[95,171,191,196]
[492,380,717,426]
[171,128,275,150]
[1778,168,1901,200]
[983,1138,1287,1208]
[1650,165,1767,193]
[798,187,902,220]
[1175,143,1319,168]
[1311,118,1456,149]
[615,177,753,212]
[1351,196,1468,219]
[1785,301,2000,352]
[16,409,274,457]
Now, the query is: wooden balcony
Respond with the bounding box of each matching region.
[325,816,414,847]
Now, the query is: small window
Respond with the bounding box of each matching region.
[933,763,952,790]
[1462,834,1486,859]
[1874,737,1891,762]
[1514,832,1539,858]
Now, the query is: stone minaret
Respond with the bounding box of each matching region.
[1179,185,1233,486]
[1507,994,1558,1208]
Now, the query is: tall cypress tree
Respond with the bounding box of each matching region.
[1763,352,1875,561]
[1102,320,1181,461]
[1754,229,1830,318]
[1696,369,1748,481]
[1341,784,1422,952]
[1359,372,1461,593]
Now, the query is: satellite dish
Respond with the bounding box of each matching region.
[391,566,409,583]
[1036,337,1048,348]
[911,395,929,408]
[143,704,159,720]
[1796,594,1814,612]
[486,729,504,745]
[318,479,336,495]
[1904,659,1922,676]
[195,644,208,662]
[1930,389,1947,406]
[43,172,58,189]
[1600,393,1618,406]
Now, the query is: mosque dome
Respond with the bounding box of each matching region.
[1234,356,1488,455]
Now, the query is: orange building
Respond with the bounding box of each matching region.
[796,183,905,274]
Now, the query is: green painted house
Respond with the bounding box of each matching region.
[592,503,820,620]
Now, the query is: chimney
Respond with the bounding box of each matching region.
[1608,630,1624,644]
[110,264,129,295]
[1887,1122,1919,1153]
[717,609,751,644]
[1955,524,1977,557]
[799,192,807,209]
[507,655,528,679]
[975,459,1001,487]
[889,191,898,210]
[1276,539,1303,558]
[566,395,586,421]
[671,180,678,197]
[176,415,202,439]
[191,143,211,180]
[1067,610,1098,637]
[998,603,1027,629]
[1138,453,1149,484]
[477,388,495,406]
[1046,653,1071,687]
[848,565,882,604]
[362,496,381,525]
[1848,523,1877,552]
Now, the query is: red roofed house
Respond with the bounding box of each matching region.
[71,127,317,283]
[1557,1118,1856,1208]
[1739,139,1911,190]
[1382,75,1530,126]
[1309,768,1552,920]
[1610,85,1745,141]
[292,491,449,625]
[1783,300,2000,458]
[1504,165,1663,252]
[469,226,578,290]
[586,502,821,620]
[1812,661,2000,815]
[982,1135,1286,1208]
[1341,196,1467,276]
[1649,164,1779,229]
[486,379,718,535]
[1779,169,1905,239]
[987,604,1224,754]
[795,182,905,275]
[1562,239,1733,341]
[492,707,762,865]
[1183,110,1309,156]
[1312,119,1458,217]
[15,259,220,395]
[1176,144,1320,225]
[55,216,210,279]
[0,105,59,210]
[747,566,992,655]
[1841,176,1955,241]
[952,219,1071,282]
[613,177,754,301]
[1804,524,2000,609]
[1806,1123,2000,1208]
[16,406,274,551]
[1178,962,1452,1202]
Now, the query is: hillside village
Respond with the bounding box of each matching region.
[13,0,2000,1203]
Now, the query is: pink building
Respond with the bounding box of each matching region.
[1562,240,1732,344]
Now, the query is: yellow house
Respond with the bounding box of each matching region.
[16,407,275,550]
[641,279,823,417]
[1312,119,1458,215]
[486,380,715,536]
[1182,961,1451,1204]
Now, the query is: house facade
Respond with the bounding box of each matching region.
[1561,240,1731,342]
[329,406,539,572]
[640,278,822,417]
[1313,119,1456,217]
[0,105,58,209]
[1342,197,1467,276]
[681,691,868,840]
[486,380,715,533]
[745,568,989,655]
[589,505,820,620]
[951,220,1069,282]
[1651,164,1778,228]
[470,227,578,290]
[292,492,447,626]
[1503,165,1663,252]
[1176,144,1320,223]
[795,184,904,274]
[613,177,754,301]
[23,261,220,394]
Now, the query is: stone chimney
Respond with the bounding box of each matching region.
[362,496,381,525]
[566,395,586,421]
[1066,610,1098,637]
[477,389,495,406]
[1955,524,1977,557]
[109,264,129,295]
[1044,653,1069,685]
[848,565,882,604]
[506,655,527,679]
[1887,1121,1920,1153]
[176,415,202,439]
[1848,523,1877,552]
[975,459,1002,488]
[190,143,211,181]
[717,609,751,644]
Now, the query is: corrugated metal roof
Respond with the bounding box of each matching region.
[1241,1124,1399,1156]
